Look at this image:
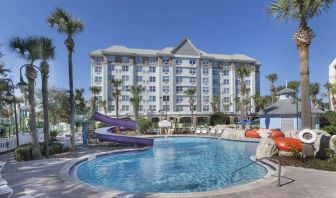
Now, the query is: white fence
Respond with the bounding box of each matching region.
[0,130,44,153]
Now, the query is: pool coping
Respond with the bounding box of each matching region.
[59,136,284,198]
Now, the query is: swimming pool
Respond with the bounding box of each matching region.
[76,137,267,193]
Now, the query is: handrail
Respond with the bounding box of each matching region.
[231,157,281,187]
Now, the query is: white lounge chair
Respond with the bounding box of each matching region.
[195,128,201,135]
[201,128,208,135]
[217,129,223,136]
[210,129,216,135]
[0,178,7,186]
[0,185,13,198]
[0,162,6,173]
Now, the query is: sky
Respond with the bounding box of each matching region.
[0,0,336,99]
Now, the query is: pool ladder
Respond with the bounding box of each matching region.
[231,157,281,187]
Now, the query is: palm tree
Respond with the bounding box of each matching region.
[211,95,220,112]
[111,79,122,118]
[47,8,84,152]
[268,0,335,128]
[39,37,55,158]
[266,73,278,103]
[236,67,251,130]
[331,86,336,111]
[89,86,101,113]
[129,85,145,121]
[9,36,42,159]
[184,88,196,126]
[253,95,269,111]
[74,88,87,114]
[324,82,333,111]
[309,82,320,108]
[288,80,301,91]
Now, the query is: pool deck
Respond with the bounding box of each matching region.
[2,143,336,198]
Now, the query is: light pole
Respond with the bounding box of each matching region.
[1,79,19,147]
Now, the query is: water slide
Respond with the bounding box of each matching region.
[93,112,154,146]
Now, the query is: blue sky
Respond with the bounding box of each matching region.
[1,0,336,99]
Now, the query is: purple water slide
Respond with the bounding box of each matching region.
[95,131,154,146]
[93,112,138,130]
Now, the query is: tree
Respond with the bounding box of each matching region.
[268,0,335,128]
[211,95,220,112]
[39,37,55,158]
[209,112,230,126]
[74,88,87,114]
[309,82,320,108]
[324,82,334,111]
[89,86,101,113]
[184,88,196,126]
[288,80,301,91]
[236,66,251,129]
[253,95,270,111]
[111,79,122,118]
[99,100,107,115]
[266,73,278,103]
[129,85,145,122]
[9,36,42,159]
[47,8,84,152]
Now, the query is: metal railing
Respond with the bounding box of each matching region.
[231,157,281,187]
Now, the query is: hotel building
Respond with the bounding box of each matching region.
[90,38,261,124]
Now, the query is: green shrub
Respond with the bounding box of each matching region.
[14,145,32,161]
[138,117,152,133]
[208,112,230,126]
[50,129,60,141]
[320,111,336,127]
[49,143,64,155]
[322,125,336,135]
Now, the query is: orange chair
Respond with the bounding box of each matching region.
[274,137,302,152]
[245,129,260,138]
[269,130,285,139]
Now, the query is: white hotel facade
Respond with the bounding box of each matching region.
[90,38,261,124]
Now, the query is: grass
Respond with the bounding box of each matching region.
[273,156,336,172]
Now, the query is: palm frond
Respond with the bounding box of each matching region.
[39,37,55,61]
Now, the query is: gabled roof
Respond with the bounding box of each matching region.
[277,88,297,95]
[170,38,200,56]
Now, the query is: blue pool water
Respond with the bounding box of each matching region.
[77,137,267,193]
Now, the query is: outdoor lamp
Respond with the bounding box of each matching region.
[16,74,28,89]
[5,89,14,99]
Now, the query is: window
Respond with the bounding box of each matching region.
[149,105,156,111]
[163,86,169,93]
[176,96,183,103]
[122,75,129,82]
[139,96,143,101]
[122,95,129,101]
[107,55,115,62]
[136,76,143,83]
[203,105,209,111]
[189,68,196,75]
[108,105,115,112]
[139,105,143,111]
[95,56,103,64]
[176,77,182,84]
[122,65,129,72]
[223,88,230,94]
[149,76,156,82]
[176,105,183,112]
[163,95,170,102]
[202,60,208,66]
[213,79,219,84]
[95,66,102,73]
[95,76,102,83]
[176,86,183,93]
[203,78,209,85]
[136,57,143,64]
[108,64,115,72]
[162,57,169,65]
[223,97,230,103]
[122,56,129,63]
[149,66,156,73]
[203,87,209,94]
[223,70,229,76]
[212,70,219,75]
[149,57,157,64]
[122,85,129,91]
[122,105,129,111]
[176,67,183,75]
[163,66,169,73]
[149,96,156,102]
[163,76,169,83]
[190,77,196,84]
[163,105,170,111]
[136,66,143,72]
[176,59,182,65]
[223,79,230,85]
[149,86,156,92]
[203,96,209,103]
[245,80,251,85]
[203,68,208,75]
[189,59,196,65]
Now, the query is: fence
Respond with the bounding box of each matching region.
[0,130,44,153]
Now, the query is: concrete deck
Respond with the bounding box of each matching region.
[1,145,336,198]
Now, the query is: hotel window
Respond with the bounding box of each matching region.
[223,97,230,103]
[95,76,102,84]
[136,76,143,83]
[136,66,142,72]
[176,77,182,84]
[122,95,129,101]
[108,64,115,72]
[176,105,183,112]
[139,105,143,111]
[202,68,209,75]
[149,86,156,92]
[122,75,129,82]
[95,66,102,73]
[139,96,143,101]
[95,56,103,64]
[122,56,129,63]
[189,68,196,75]
[108,105,115,112]
[213,79,219,84]
[176,96,183,103]
[245,80,251,85]
[189,59,196,65]
[176,86,183,93]
[163,76,169,83]
[223,88,230,94]
[203,78,209,85]
[149,66,156,73]
[149,57,157,64]
[203,87,209,94]
[163,86,169,93]
[136,57,143,64]
[162,57,169,65]
[163,66,169,73]
[163,105,170,111]
[149,76,156,82]
[176,67,183,75]
[122,85,129,91]
[212,70,219,75]
[202,60,208,66]
[122,65,129,72]
[122,105,129,111]
[203,105,209,111]
[190,77,196,84]
[203,96,209,103]
[107,55,115,63]
[163,95,170,102]
[176,59,182,65]
[97,96,102,102]
[223,70,229,76]
[149,105,156,111]
[223,79,230,85]
[149,96,156,102]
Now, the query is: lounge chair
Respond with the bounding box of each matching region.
[0,185,13,198]
[0,178,7,186]
[216,129,223,136]
[201,128,208,135]
[195,128,201,135]
[210,129,216,135]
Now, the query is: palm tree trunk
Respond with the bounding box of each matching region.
[68,48,76,152]
[240,83,245,130]
[116,95,119,118]
[191,106,194,127]
[41,65,50,158]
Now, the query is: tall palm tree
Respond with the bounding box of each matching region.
[211,95,220,112]
[288,80,301,91]
[111,79,122,118]
[309,82,320,108]
[129,85,145,121]
[47,8,84,152]
[266,73,278,103]
[324,82,333,111]
[253,95,269,111]
[89,86,101,113]
[74,88,87,114]
[99,100,107,115]
[268,0,335,128]
[184,88,196,126]
[9,36,42,159]
[236,66,251,130]
[39,37,55,158]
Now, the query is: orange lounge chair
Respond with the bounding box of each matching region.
[274,137,302,152]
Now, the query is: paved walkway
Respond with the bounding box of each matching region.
[1,145,336,198]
